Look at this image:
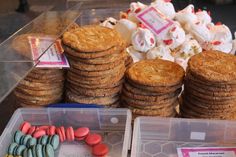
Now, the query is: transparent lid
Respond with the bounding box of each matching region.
[0,2,82,103]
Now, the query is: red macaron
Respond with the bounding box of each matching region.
[85,133,102,146]
[74,127,90,141]
[47,126,56,136]
[20,121,31,134]
[27,126,36,135]
[66,127,75,141]
[33,129,46,138]
[92,143,109,157]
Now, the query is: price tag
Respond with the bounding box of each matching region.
[136,6,174,37]
[177,147,236,157]
[28,36,70,68]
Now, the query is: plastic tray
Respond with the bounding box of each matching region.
[0,108,132,157]
[131,117,236,157]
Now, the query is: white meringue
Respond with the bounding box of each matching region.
[205,41,233,53]
[151,0,176,19]
[114,19,137,45]
[127,2,147,23]
[175,57,189,70]
[126,46,146,62]
[146,44,175,62]
[209,24,232,43]
[100,17,117,29]
[175,5,198,25]
[132,28,156,52]
[161,24,186,50]
[196,10,212,25]
[176,38,202,57]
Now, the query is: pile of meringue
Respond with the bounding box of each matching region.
[100,0,236,70]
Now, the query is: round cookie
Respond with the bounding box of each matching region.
[62,25,124,52]
[126,59,185,87]
[188,50,236,83]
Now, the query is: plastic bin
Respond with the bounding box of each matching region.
[131,117,236,157]
[0,108,132,157]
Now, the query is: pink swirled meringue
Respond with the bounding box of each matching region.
[131,28,156,52]
[146,44,175,62]
[126,46,146,63]
[204,40,233,53]
[196,10,212,25]
[100,17,117,29]
[175,5,198,25]
[151,0,176,19]
[114,19,137,45]
[127,2,147,23]
[161,23,186,50]
[209,24,232,43]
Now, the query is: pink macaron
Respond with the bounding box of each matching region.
[20,121,31,134]
[36,125,49,131]
[66,127,74,141]
[60,126,66,141]
[47,126,56,136]
[56,128,64,142]
[27,126,36,135]
[85,133,102,146]
[74,127,90,141]
[92,143,109,157]
[33,129,46,138]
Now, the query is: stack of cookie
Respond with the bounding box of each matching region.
[122,59,185,118]
[62,25,126,107]
[180,50,236,120]
[14,69,65,107]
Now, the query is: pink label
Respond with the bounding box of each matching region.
[136,6,174,36]
[177,147,236,157]
[28,36,70,68]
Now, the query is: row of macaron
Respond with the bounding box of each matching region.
[6,121,109,157]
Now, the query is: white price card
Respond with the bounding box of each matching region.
[136,6,174,37]
[28,36,70,68]
[177,147,236,157]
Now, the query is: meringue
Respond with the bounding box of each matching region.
[132,28,156,52]
[126,46,146,62]
[114,19,137,45]
[151,0,176,19]
[161,23,186,50]
[175,5,198,25]
[205,41,233,53]
[127,2,147,23]
[146,44,175,62]
[175,38,202,57]
[175,57,189,70]
[209,24,232,43]
[196,10,212,25]
[100,17,117,29]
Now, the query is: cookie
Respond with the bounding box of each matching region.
[67,84,122,97]
[65,90,119,105]
[69,59,124,72]
[188,50,236,83]
[130,107,176,117]
[62,25,123,52]
[126,59,185,86]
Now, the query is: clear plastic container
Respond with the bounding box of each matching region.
[0,108,132,157]
[131,117,236,157]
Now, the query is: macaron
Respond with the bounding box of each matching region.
[23,148,33,157]
[36,126,49,131]
[85,134,102,146]
[8,143,18,155]
[36,144,43,157]
[60,127,66,141]
[56,128,64,142]
[27,126,36,135]
[16,145,26,156]
[26,137,37,148]
[47,126,56,136]
[45,144,54,157]
[33,129,46,139]
[22,135,32,145]
[74,127,89,141]
[14,131,24,144]
[92,143,109,157]
[20,122,31,134]
[66,127,74,141]
[38,135,48,145]
[49,135,60,150]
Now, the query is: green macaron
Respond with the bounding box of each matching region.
[14,131,24,144]
[8,143,18,155]
[41,136,49,145]
[22,135,32,146]
[16,145,26,156]
[45,144,54,157]
[49,135,59,150]
[32,145,37,157]
[36,144,43,157]
[26,138,37,148]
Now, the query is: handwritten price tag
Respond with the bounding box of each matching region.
[136,6,174,37]
[28,36,70,68]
